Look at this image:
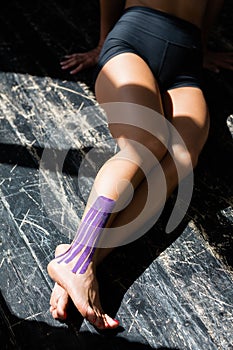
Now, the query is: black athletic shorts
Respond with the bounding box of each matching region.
[95,6,203,91]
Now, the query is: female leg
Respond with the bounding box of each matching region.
[110,86,209,234]
[48,84,209,326]
[48,2,210,325]
[48,52,169,329]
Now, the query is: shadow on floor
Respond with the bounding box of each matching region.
[0,292,180,350]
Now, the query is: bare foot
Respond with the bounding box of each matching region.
[47,244,119,329]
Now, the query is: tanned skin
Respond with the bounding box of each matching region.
[48,0,233,330]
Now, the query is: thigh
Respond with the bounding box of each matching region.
[95,52,163,112]
[95,52,168,155]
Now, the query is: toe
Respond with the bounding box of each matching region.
[104,314,120,328]
[50,305,56,313]
[56,294,68,320]
[49,283,58,306]
[49,282,68,320]
[51,308,59,319]
[49,282,63,307]
[86,306,105,329]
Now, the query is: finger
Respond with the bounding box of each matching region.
[63,53,88,61]
[218,62,233,70]
[203,63,219,72]
[60,56,83,66]
[61,61,80,70]
[221,57,233,64]
[61,52,97,65]
[214,57,233,64]
[60,60,72,66]
[70,63,85,74]
[63,54,80,59]
[60,58,80,68]
[211,59,233,70]
[218,52,233,58]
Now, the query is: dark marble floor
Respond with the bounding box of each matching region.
[0,1,232,349]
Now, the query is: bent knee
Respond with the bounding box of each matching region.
[144,136,168,160]
[120,132,169,166]
[113,119,169,163]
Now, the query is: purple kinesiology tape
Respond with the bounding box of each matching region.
[57,196,115,274]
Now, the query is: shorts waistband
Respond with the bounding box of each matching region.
[123,6,201,36]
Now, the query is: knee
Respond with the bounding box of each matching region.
[140,120,170,161]
[116,123,169,165]
[144,136,168,160]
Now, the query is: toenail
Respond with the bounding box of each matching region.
[114,319,120,325]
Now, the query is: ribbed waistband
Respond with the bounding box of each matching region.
[123,6,201,37]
